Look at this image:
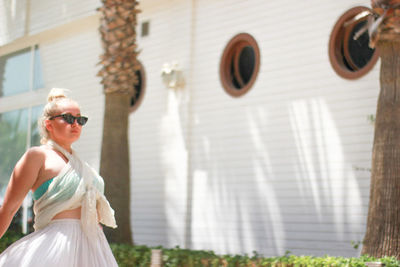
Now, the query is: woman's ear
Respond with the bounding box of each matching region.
[45,119,53,132]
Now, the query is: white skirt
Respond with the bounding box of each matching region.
[0,219,118,267]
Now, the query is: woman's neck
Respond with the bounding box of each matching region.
[48,138,72,153]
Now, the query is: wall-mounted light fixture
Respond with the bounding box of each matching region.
[161,62,185,89]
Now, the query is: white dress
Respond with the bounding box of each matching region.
[0,219,118,267]
[0,141,118,267]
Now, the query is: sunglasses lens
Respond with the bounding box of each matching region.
[77,117,88,126]
[55,114,87,126]
[63,114,75,124]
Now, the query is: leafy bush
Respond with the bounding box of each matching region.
[0,229,25,253]
[110,243,152,267]
[109,245,400,267]
[2,230,400,267]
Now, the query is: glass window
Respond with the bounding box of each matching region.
[0,45,45,231]
[328,6,379,79]
[0,45,44,97]
[220,33,260,97]
[345,20,375,70]
[33,46,44,91]
[30,105,43,146]
[130,60,146,113]
[0,109,28,195]
[0,105,43,201]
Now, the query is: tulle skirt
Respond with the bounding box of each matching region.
[0,219,118,267]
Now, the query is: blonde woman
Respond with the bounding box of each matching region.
[0,88,118,266]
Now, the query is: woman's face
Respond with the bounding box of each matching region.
[46,101,83,145]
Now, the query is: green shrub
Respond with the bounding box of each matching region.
[2,231,400,267]
[0,229,25,253]
[110,243,152,267]
[110,245,400,267]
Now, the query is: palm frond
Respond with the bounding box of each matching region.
[351,3,400,48]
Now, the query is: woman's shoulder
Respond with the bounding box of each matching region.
[14,146,47,171]
[24,145,48,159]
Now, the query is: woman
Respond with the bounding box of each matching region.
[0,88,118,266]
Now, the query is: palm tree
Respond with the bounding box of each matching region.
[359,0,400,258]
[97,0,140,244]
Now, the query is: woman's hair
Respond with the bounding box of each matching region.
[38,88,79,144]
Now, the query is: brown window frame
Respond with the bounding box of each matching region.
[328,6,379,79]
[220,33,261,97]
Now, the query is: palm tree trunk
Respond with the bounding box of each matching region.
[362,40,400,258]
[97,0,139,244]
[100,93,133,244]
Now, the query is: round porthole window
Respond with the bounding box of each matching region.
[220,33,260,97]
[329,6,379,79]
[130,60,146,113]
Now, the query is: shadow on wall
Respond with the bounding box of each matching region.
[189,96,370,257]
[160,89,189,246]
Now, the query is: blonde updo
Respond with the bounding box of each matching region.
[38,88,79,144]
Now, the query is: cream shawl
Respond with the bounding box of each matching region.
[33,140,117,239]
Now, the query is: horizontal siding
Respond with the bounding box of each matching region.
[29,0,100,35]
[131,0,377,258]
[0,0,27,45]
[130,0,193,248]
[189,0,375,257]
[38,21,104,169]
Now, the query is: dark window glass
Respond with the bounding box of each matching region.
[220,33,260,97]
[229,46,256,90]
[130,61,146,112]
[328,6,379,79]
[131,69,142,107]
[346,20,375,70]
[239,46,255,84]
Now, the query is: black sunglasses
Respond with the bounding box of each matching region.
[49,113,88,126]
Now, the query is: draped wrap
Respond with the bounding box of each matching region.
[33,140,117,240]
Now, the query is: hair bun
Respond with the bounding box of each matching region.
[47,88,69,102]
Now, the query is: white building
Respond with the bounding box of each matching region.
[0,0,380,258]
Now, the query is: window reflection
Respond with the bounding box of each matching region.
[0,45,44,97]
[0,105,43,198]
[30,105,43,146]
[33,46,44,91]
[0,108,28,191]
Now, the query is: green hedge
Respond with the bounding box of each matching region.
[0,228,24,253]
[110,244,400,267]
[1,230,400,267]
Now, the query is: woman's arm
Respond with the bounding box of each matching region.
[0,147,44,239]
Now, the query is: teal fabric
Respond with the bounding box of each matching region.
[33,178,54,200]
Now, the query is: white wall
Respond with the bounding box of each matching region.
[130,0,194,247]
[0,0,100,46]
[0,0,380,258]
[38,16,104,169]
[0,0,27,45]
[29,0,100,35]
[131,0,379,257]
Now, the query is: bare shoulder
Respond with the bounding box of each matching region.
[11,146,47,184]
[19,146,49,168]
[24,146,47,159]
